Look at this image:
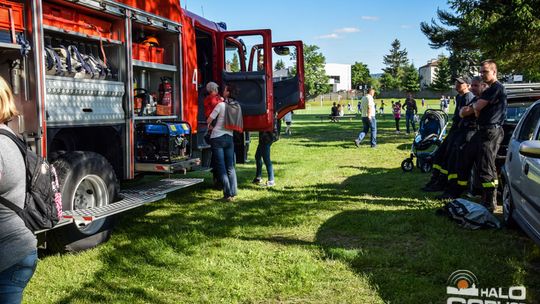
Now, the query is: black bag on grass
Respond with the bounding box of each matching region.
[437,199,500,230]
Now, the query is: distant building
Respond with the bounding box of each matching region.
[418,59,438,90]
[325,63,351,92]
[273,68,293,82]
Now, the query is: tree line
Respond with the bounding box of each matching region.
[301,1,540,98]
[420,0,540,82]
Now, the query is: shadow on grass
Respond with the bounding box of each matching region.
[53,165,540,303]
[315,209,540,303]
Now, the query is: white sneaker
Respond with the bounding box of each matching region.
[358,132,366,142]
[354,139,360,147]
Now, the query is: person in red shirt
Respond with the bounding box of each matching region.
[203,81,224,189]
[204,82,223,118]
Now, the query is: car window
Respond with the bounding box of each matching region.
[518,104,540,141]
[506,106,529,123]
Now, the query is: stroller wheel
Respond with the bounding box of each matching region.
[420,162,433,173]
[401,158,414,172]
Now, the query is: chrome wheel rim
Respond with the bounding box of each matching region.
[72,175,108,210]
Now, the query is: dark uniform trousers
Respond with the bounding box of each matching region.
[431,127,458,182]
[445,127,477,185]
[456,126,504,207]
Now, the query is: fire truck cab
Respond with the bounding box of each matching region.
[181,10,305,163]
[0,0,304,251]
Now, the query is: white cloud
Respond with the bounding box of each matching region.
[335,27,360,33]
[401,24,413,29]
[361,16,379,21]
[316,33,340,39]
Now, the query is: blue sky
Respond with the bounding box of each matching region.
[183,0,451,74]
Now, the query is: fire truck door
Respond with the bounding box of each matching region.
[269,41,305,119]
[218,30,273,131]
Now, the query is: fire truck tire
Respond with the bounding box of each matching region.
[47,151,119,252]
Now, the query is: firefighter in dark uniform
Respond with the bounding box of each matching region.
[434,76,475,199]
[423,77,472,192]
[455,60,506,212]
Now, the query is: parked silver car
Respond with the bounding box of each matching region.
[502,100,540,244]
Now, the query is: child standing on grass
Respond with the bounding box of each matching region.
[393,100,402,134]
[284,111,293,135]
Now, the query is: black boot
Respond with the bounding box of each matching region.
[423,171,440,188]
[436,184,464,200]
[423,172,445,192]
[481,189,497,213]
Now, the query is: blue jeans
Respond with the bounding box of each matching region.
[359,117,377,147]
[0,250,38,304]
[255,141,274,181]
[406,112,416,133]
[210,135,238,198]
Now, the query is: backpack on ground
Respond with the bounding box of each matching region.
[437,198,500,230]
[0,130,62,232]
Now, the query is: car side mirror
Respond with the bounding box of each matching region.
[519,140,540,158]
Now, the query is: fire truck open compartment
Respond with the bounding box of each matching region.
[129,14,197,174]
[1,0,303,252]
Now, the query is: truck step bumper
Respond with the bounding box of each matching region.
[44,178,203,232]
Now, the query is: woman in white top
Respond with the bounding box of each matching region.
[206,84,238,201]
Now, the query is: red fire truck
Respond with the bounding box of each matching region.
[0,0,305,251]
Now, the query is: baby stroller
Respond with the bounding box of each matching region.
[401,109,448,173]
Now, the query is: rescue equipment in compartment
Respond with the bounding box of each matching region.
[44,44,111,79]
[136,122,191,163]
[157,77,173,116]
[134,88,157,116]
[142,36,159,47]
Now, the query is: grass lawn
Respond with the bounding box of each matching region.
[25,100,540,303]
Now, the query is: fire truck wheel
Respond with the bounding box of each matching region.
[47,151,119,252]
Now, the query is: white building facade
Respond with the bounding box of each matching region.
[325,63,351,92]
[418,59,438,90]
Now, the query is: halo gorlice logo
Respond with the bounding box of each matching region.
[447,270,480,297]
[446,270,527,304]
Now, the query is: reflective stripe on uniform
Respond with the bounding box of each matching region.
[457,180,468,186]
[482,180,498,188]
[448,174,457,180]
[433,164,448,175]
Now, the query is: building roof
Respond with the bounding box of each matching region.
[419,59,439,70]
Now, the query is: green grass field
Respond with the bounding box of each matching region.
[24,100,540,304]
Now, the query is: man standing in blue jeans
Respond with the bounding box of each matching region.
[354,88,377,148]
[403,93,418,134]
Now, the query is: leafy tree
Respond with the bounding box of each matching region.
[382,39,409,78]
[430,55,452,92]
[351,62,371,90]
[402,64,420,93]
[448,49,482,79]
[379,72,401,91]
[230,53,240,72]
[303,44,330,99]
[421,0,540,79]
[275,59,286,70]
